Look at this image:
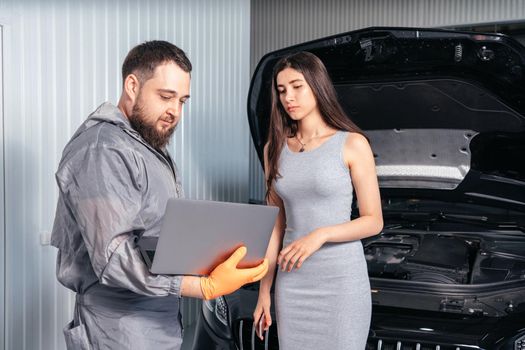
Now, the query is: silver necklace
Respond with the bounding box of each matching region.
[295,134,318,152]
[295,130,337,152]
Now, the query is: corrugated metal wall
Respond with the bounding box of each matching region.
[0,0,250,349]
[248,0,525,201]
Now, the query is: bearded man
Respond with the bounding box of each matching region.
[51,41,268,350]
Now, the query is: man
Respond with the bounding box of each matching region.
[51,40,268,350]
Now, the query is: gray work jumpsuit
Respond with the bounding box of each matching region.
[51,102,185,350]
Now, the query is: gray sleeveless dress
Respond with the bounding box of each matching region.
[274,131,371,350]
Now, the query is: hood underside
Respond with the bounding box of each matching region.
[248,27,525,208]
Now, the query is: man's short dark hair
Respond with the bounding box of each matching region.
[122,40,192,85]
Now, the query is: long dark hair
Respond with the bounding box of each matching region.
[265,51,365,200]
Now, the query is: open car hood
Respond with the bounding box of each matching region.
[248,27,525,210]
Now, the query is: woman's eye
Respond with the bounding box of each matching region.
[293,85,302,89]
[278,90,285,94]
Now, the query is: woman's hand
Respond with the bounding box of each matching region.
[277,228,327,271]
[253,292,272,340]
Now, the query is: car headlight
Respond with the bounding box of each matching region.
[203,297,232,339]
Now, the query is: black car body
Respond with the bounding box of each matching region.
[192,27,525,350]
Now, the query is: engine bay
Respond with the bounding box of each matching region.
[363,232,525,285]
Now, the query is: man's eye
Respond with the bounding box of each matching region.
[180,100,187,105]
[160,95,171,100]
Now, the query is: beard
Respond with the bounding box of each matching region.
[128,99,176,150]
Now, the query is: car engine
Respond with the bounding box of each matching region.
[364,233,525,284]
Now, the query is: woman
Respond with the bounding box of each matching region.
[253,51,383,350]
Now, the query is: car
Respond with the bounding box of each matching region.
[191,27,525,350]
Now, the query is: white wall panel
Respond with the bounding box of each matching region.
[0,24,5,350]
[0,0,250,349]
[249,0,525,201]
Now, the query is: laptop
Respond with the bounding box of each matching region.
[138,198,279,276]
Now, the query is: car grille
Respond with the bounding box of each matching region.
[366,338,482,350]
[234,319,482,350]
[234,318,279,350]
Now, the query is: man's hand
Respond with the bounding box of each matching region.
[200,246,269,300]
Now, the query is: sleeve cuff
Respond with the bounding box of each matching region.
[169,275,183,297]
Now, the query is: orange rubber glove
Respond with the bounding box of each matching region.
[200,246,269,300]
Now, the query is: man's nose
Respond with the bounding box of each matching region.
[167,103,182,119]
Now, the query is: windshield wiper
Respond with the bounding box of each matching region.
[383,211,525,232]
[438,213,525,232]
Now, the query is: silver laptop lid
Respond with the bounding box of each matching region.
[150,198,278,275]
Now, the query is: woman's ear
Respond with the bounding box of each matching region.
[123,74,140,104]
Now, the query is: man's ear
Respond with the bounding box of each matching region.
[123,74,140,104]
